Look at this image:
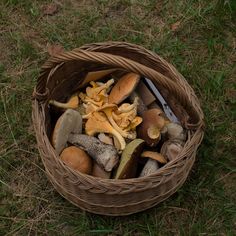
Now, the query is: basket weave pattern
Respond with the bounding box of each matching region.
[32,42,204,216]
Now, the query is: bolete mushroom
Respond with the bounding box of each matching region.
[139,159,159,177]
[114,139,145,179]
[98,133,113,146]
[85,111,126,150]
[130,92,147,115]
[92,163,111,179]
[166,123,186,141]
[160,139,184,161]
[108,73,140,104]
[68,134,119,172]
[136,81,156,107]
[141,151,167,164]
[51,109,82,154]
[60,146,92,174]
[137,108,166,147]
[139,151,167,177]
[49,94,79,109]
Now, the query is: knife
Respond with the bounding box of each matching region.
[144,78,180,124]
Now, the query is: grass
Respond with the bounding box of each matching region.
[0,0,235,235]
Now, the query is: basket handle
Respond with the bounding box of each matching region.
[35,49,202,128]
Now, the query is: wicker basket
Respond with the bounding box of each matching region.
[32,42,204,216]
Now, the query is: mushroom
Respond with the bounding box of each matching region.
[97,104,136,140]
[130,92,147,115]
[81,78,114,102]
[136,81,156,107]
[80,69,116,88]
[79,79,114,116]
[111,97,142,138]
[49,94,79,109]
[137,108,166,147]
[85,111,126,150]
[166,123,186,141]
[114,139,145,179]
[68,134,119,172]
[98,133,113,146]
[160,139,184,161]
[139,151,167,177]
[51,109,82,154]
[92,163,111,179]
[139,159,159,177]
[108,73,140,104]
[140,151,167,164]
[60,146,92,174]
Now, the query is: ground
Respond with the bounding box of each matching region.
[0,0,235,235]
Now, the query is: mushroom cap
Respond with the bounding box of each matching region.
[60,146,92,174]
[92,162,111,179]
[51,109,82,154]
[114,139,145,179]
[141,151,167,164]
[108,73,140,104]
[166,123,186,141]
[137,108,165,147]
[160,139,184,161]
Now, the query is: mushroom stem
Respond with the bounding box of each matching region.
[68,134,119,172]
[49,95,79,109]
[130,92,147,115]
[140,159,159,177]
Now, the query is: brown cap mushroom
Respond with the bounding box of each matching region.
[92,162,111,179]
[141,151,167,164]
[108,73,140,104]
[160,139,184,161]
[60,146,92,174]
[114,139,145,179]
[139,159,159,177]
[51,109,82,154]
[137,108,166,147]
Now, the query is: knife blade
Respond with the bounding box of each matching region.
[144,78,180,124]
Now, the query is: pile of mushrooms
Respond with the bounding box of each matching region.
[49,72,187,179]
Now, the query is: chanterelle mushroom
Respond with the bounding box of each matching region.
[97,104,135,139]
[80,78,114,104]
[85,111,126,150]
[49,94,79,109]
[79,79,114,118]
[111,97,142,138]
